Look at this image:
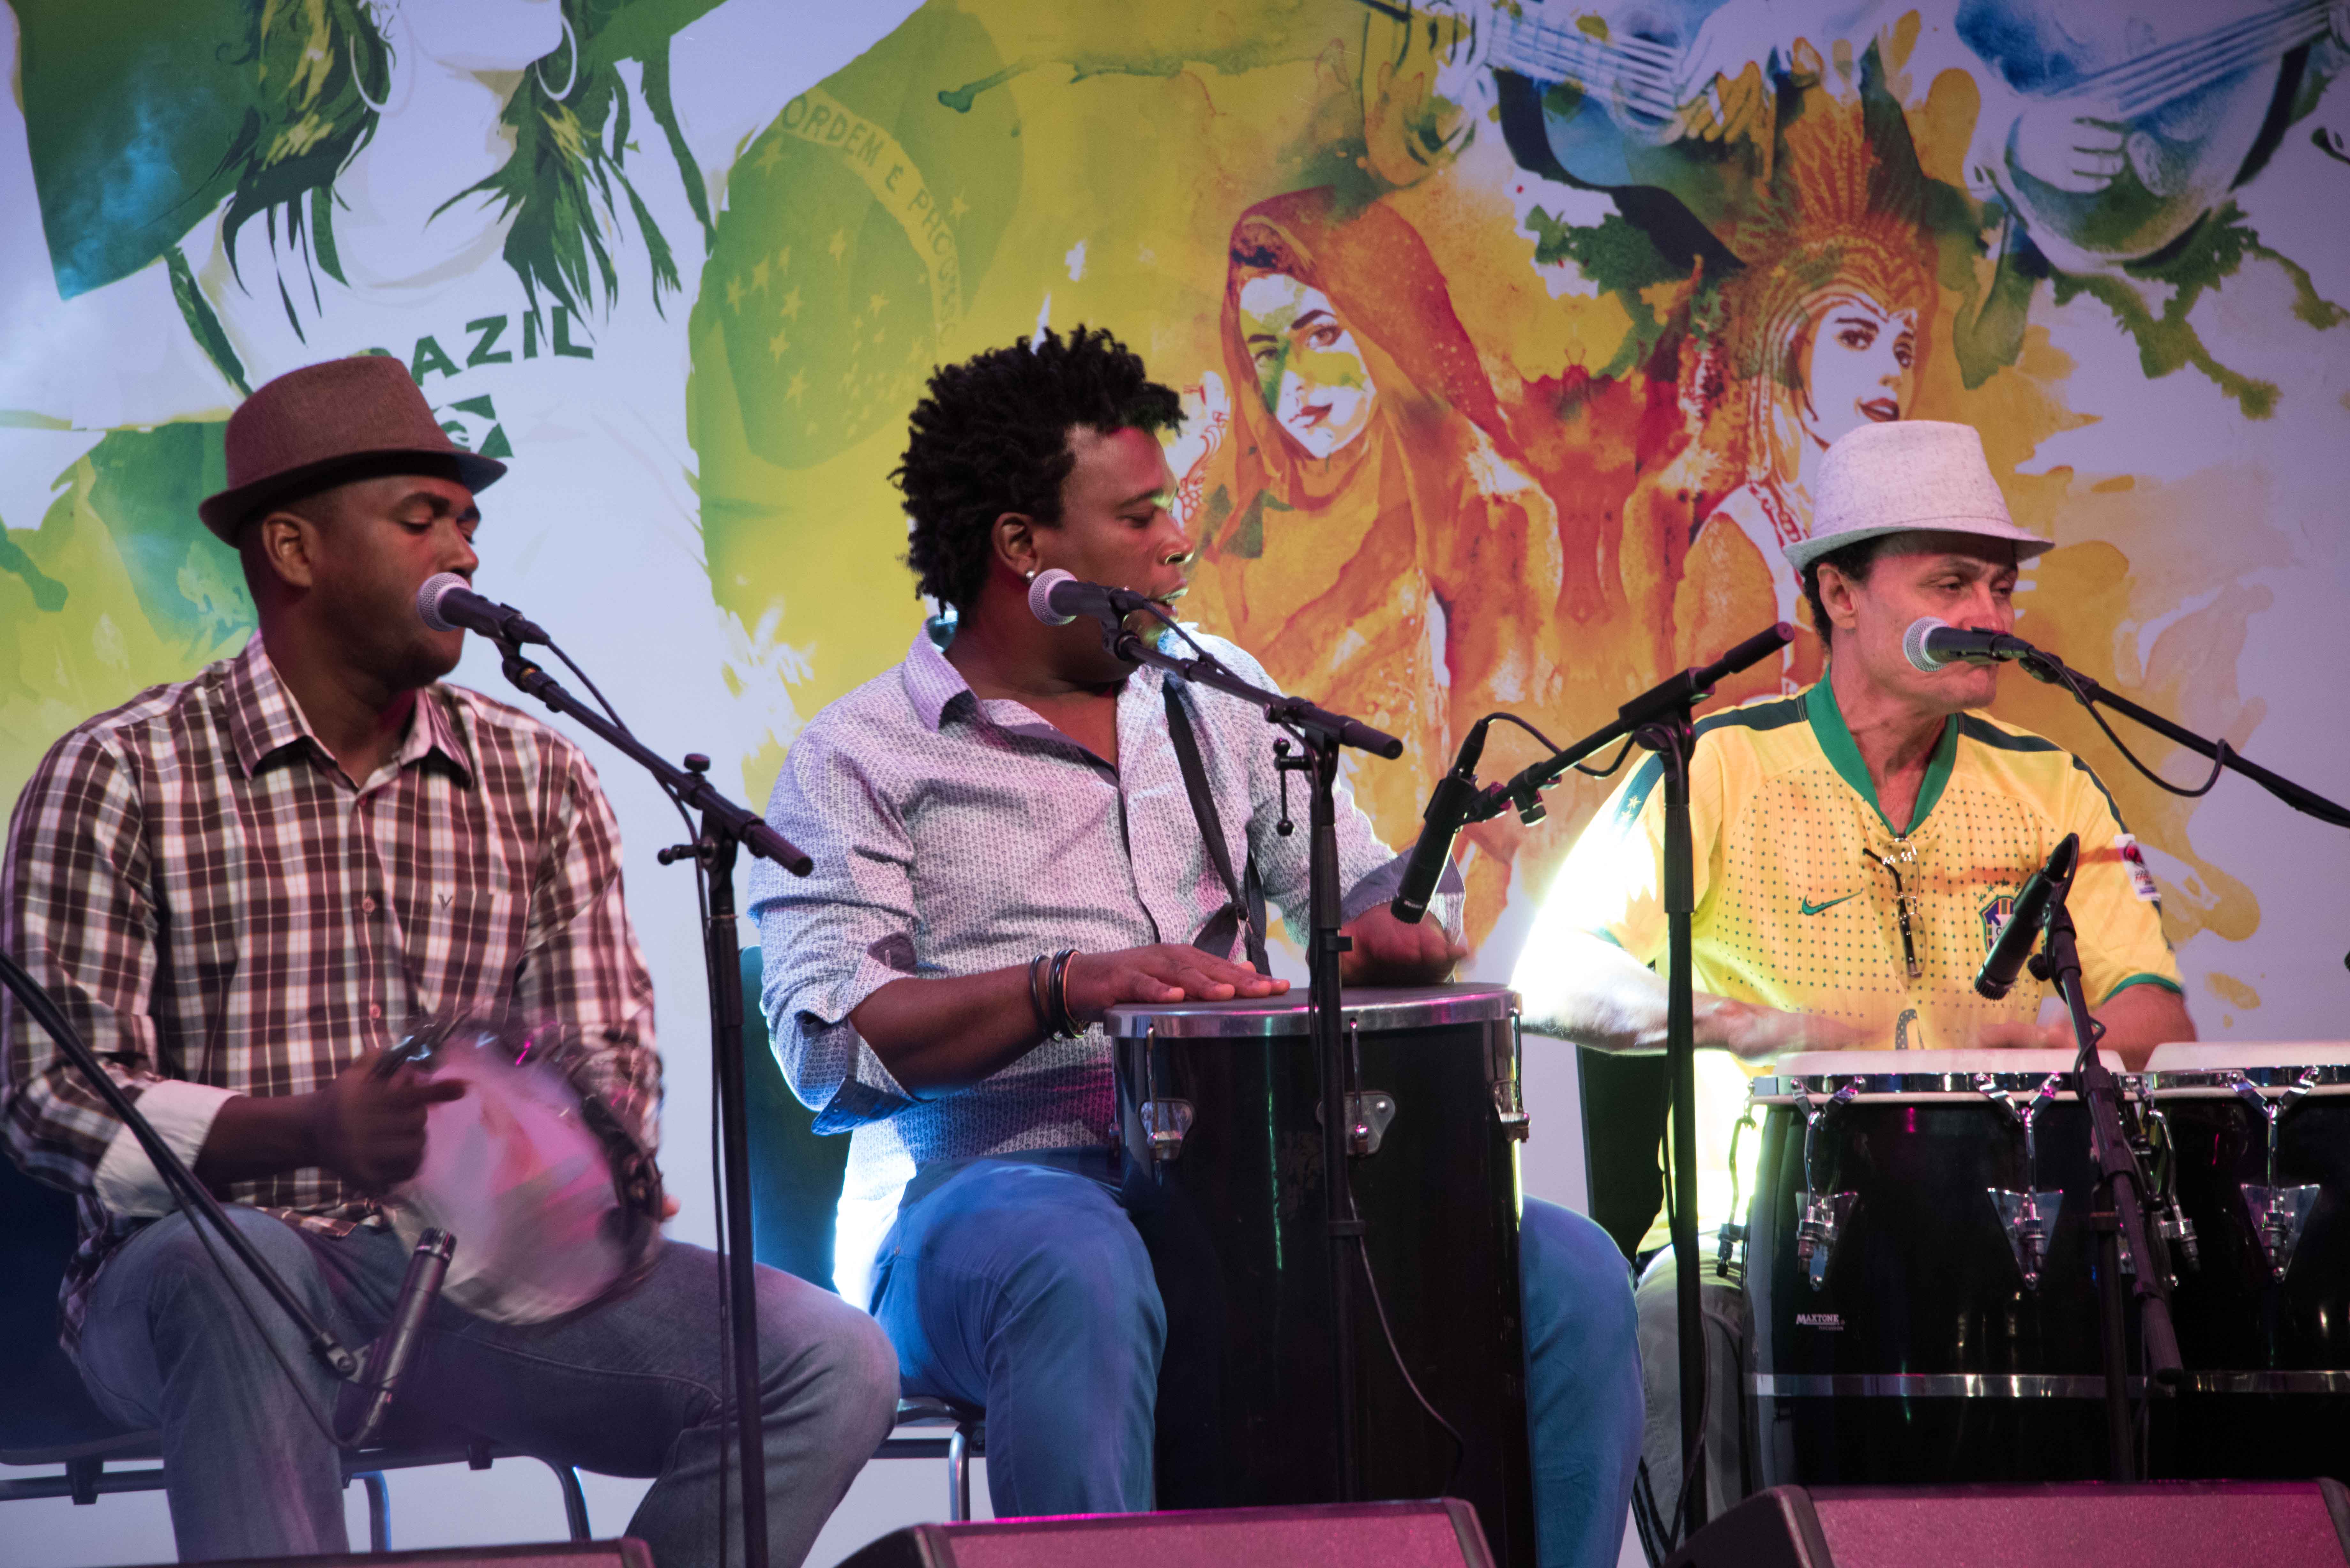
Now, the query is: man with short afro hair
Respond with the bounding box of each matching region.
[754,327,1644,1564]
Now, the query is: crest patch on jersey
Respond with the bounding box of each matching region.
[1980,890,2017,953]
[2114,834,2162,902]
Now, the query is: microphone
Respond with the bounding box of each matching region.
[1027,568,1152,629]
[417,572,551,646]
[1391,719,1491,924]
[334,1227,455,1447]
[1976,833,2079,1001]
[1904,616,2039,673]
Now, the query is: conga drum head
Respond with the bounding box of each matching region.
[385,1018,663,1326]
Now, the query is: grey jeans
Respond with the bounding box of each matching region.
[1634,1242,1750,1530]
[76,1207,898,1564]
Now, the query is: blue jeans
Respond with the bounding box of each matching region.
[869,1156,1642,1568]
[76,1208,899,1564]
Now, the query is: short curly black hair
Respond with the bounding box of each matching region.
[896,326,1182,612]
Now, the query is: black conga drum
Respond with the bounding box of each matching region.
[1744,1049,2133,1487]
[2143,1042,2350,1482]
[1105,984,1535,1567]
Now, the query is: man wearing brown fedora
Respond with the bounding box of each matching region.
[1,356,898,1564]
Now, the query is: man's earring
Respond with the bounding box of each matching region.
[1023,568,1037,582]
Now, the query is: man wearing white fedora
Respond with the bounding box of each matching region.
[1510,416,2194,1518]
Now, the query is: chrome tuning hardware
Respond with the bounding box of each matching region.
[2234,1068,2321,1281]
[1982,1072,2066,1290]
[1346,1092,1397,1157]
[2140,1101,2200,1278]
[1490,1012,1531,1143]
[1138,1024,1194,1163]
[1792,1083,1859,1291]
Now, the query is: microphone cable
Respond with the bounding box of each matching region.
[2035,658,2235,800]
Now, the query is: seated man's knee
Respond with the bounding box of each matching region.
[1522,1199,1637,1351]
[143,1209,315,1307]
[1003,1205,1163,1356]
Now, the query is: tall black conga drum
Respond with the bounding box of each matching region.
[1106,984,1535,1567]
[1744,1049,2131,1487]
[2143,1042,2350,1482]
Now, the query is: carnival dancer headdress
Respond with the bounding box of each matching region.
[1714,92,1940,503]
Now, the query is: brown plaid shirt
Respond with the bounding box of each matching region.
[1,635,658,1352]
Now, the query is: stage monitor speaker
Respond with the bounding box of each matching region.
[125,1541,652,1568]
[839,1498,1493,1567]
[1666,1481,2350,1568]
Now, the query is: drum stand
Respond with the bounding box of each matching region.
[2030,862,2185,1480]
[1103,615,1404,1502]
[1472,623,1793,1541]
[494,636,814,1568]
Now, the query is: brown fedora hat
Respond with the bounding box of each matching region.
[197,355,507,543]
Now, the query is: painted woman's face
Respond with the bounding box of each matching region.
[1237,273,1378,460]
[1797,292,1918,451]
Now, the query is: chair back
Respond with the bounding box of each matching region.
[741,948,849,1290]
[0,1157,128,1448]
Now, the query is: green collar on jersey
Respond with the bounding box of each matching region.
[1806,674,1958,838]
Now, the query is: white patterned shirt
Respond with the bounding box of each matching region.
[751,626,1445,1267]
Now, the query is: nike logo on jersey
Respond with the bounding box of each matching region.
[1800,893,1860,916]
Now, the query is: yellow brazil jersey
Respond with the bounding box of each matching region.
[1529,676,2181,1050]
[1518,677,2183,1249]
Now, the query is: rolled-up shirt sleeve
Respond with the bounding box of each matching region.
[2,730,175,1203]
[749,719,921,1132]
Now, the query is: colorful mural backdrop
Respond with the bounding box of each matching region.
[5,0,2349,1104]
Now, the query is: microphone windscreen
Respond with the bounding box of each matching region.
[1902,616,1949,674]
[416,572,467,632]
[1028,567,1077,626]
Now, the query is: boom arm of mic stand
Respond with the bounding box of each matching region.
[495,641,814,873]
[1472,623,1796,824]
[2023,651,2350,830]
[1110,630,1404,758]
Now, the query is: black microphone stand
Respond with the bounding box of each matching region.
[494,637,812,1568]
[2015,649,2350,829]
[1473,622,1793,1540]
[2026,860,2185,1478]
[1103,616,1401,1503]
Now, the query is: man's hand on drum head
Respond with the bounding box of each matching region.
[1064,945,1289,1020]
[1700,998,1869,1060]
[1966,1018,2075,1052]
[1338,905,1469,987]
[313,1048,468,1194]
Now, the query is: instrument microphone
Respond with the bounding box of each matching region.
[334,1227,455,1447]
[1904,616,2040,673]
[1390,719,1492,924]
[1975,833,2079,1001]
[417,572,551,646]
[1027,568,1154,629]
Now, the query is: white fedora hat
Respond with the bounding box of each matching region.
[1784,420,2051,572]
